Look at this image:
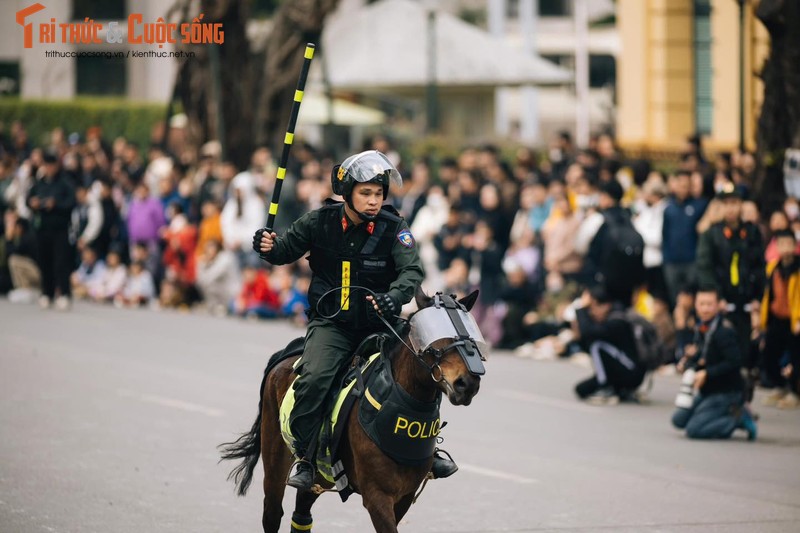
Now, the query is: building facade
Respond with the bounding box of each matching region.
[1,0,176,101]
[617,0,769,155]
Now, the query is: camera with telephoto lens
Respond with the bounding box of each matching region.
[674,368,697,409]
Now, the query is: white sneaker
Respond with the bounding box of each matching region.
[54,296,71,311]
[8,288,38,304]
[38,295,51,309]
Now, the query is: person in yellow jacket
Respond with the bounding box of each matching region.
[759,229,800,408]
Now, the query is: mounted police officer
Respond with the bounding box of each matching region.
[253,150,458,490]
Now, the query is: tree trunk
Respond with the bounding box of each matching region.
[254,0,340,151]
[755,0,800,208]
[172,0,254,170]
[171,0,340,169]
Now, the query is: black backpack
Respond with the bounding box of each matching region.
[610,309,670,370]
[601,213,644,283]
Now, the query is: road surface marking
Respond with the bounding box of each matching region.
[459,463,538,484]
[496,390,605,414]
[117,389,225,417]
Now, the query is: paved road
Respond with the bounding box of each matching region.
[1,300,799,533]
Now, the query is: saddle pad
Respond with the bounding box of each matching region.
[279,352,381,483]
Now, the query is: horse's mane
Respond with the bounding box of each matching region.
[382,303,426,362]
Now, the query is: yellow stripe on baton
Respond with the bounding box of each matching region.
[263,42,315,233]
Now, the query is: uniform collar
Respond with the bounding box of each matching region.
[340,205,375,234]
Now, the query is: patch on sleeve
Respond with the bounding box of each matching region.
[397,229,415,248]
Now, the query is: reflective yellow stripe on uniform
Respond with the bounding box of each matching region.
[730,251,740,287]
[365,388,382,410]
[291,520,313,531]
[341,261,350,310]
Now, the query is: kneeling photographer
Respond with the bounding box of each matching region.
[671,286,758,440]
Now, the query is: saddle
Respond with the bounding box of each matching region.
[277,333,442,502]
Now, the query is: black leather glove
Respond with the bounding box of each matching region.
[372,292,400,318]
[252,228,267,254]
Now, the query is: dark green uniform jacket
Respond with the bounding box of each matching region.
[262,200,424,328]
[696,220,765,308]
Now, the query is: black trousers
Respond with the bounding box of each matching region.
[762,315,800,389]
[36,227,73,299]
[289,318,366,455]
[575,340,645,397]
[726,310,754,368]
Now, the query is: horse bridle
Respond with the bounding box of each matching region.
[316,286,484,393]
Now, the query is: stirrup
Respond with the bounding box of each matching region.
[286,458,316,490]
[431,447,458,479]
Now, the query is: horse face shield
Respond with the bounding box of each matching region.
[408,301,487,376]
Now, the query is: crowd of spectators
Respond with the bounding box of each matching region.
[1,119,798,431]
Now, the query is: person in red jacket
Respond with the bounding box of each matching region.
[232,265,280,318]
[161,206,198,306]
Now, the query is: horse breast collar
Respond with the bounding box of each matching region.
[358,356,442,467]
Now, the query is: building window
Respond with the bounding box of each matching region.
[693,0,712,134]
[76,56,126,96]
[0,62,21,95]
[72,0,125,20]
[540,0,572,17]
[589,54,616,89]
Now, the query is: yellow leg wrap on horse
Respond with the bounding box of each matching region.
[290,519,313,531]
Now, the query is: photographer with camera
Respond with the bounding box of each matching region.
[671,286,758,440]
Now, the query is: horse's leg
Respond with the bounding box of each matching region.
[362,489,400,533]
[260,380,293,533]
[290,489,320,532]
[393,493,414,526]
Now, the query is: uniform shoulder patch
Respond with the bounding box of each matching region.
[397,229,415,248]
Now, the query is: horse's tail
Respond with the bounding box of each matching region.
[218,362,271,496]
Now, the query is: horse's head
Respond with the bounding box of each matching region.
[408,286,485,406]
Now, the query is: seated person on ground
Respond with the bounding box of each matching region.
[115,260,155,307]
[71,246,106,299]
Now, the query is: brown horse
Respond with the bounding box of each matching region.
[220,287,483,532]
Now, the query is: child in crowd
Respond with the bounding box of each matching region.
[115,261,155,308]
[231,265,280,319]
[71,247,106,299]
[88,249,127,302]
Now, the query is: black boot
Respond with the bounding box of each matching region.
[287,458,315,490]
[431,448,458,479]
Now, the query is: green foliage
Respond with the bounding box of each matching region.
[0,98,164,148]
[405,134,463,162]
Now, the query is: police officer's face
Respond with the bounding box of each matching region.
[351,183,383,218]
[722,198,742,223]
